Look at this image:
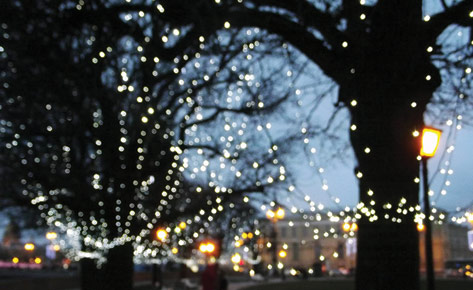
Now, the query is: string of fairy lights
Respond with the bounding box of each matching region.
[1,0,473,267]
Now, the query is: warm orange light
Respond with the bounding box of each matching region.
[420,127,442,158]
[199,243,208,253]
[247,232,254,239]
[53,245,61,251]
[276,207,285,219]
[351,223,358,232]
[467,212,473,226]
[46,231,57,240]
[199,241,216,254]
[417,223,425,232]
[179,222,187,229]
[266,209,275,220]
[24,243,35,251]
[231,253,241,264]
[342,223,351,232]
[267,207,285,222]
[278,250,287,258]
[12,257,19,264]
[156,229,168,242]
[206,242,215,253]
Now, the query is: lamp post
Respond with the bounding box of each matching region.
[420,127,442,290]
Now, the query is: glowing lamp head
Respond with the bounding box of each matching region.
[46,231,57,240]
[199,243,208,253]
[276,207,285,219]
[206,242,216,253]
[351,223,358,232]
[342,222,351,232]
[278,250,287,258]
[24,243,35,251]
[266,209,275,220]
[199,241,216,255]
[420,127,442,158]
[156,229,168,242]
[417,223,425,232]
[231,253,242,264]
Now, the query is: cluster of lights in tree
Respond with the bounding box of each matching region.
[2,0,473,267]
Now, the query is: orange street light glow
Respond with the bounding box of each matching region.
[351,223,358,232]
[24,243,35,251]
[417,223,425,232]
[279,250,287,258]
[156,229,168,242]
[276,207,285,219]
[46,231,57,240]
[420,128,442,158]
[342,222,351,232]
[231,253,242,264]
[199,241,216,254]
[266,209,275,220]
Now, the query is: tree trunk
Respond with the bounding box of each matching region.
[101,243,135,290]
[80,258,101,290]
[348,82,427,290]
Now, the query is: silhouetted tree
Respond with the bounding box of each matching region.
[0,1,303,290]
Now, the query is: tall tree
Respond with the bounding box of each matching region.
[0,1,303,289]
[133,1,472,289]
[212,1,472,289]
[2,1,473,290]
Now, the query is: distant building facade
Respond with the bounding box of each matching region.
[259,216,473,274]
[259,217,356,272]
[419,222,473,273]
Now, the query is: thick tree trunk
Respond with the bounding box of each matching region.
[80,258,101,290]
[101,243,135,290]
[348,82,428,290]
[79,243,134,290]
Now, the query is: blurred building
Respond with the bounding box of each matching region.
[259,216,356,273]
[259,216,473,275]
[419,222,473,273]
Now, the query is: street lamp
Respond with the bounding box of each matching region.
[46,231,57,240]
[24,243,35,251]
[199,241,216,256]
[156,229,168,242]
[420,127,442,290]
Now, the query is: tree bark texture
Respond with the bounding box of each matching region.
[346,67,436,290]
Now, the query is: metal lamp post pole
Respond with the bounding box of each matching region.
[422,158,435,290]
